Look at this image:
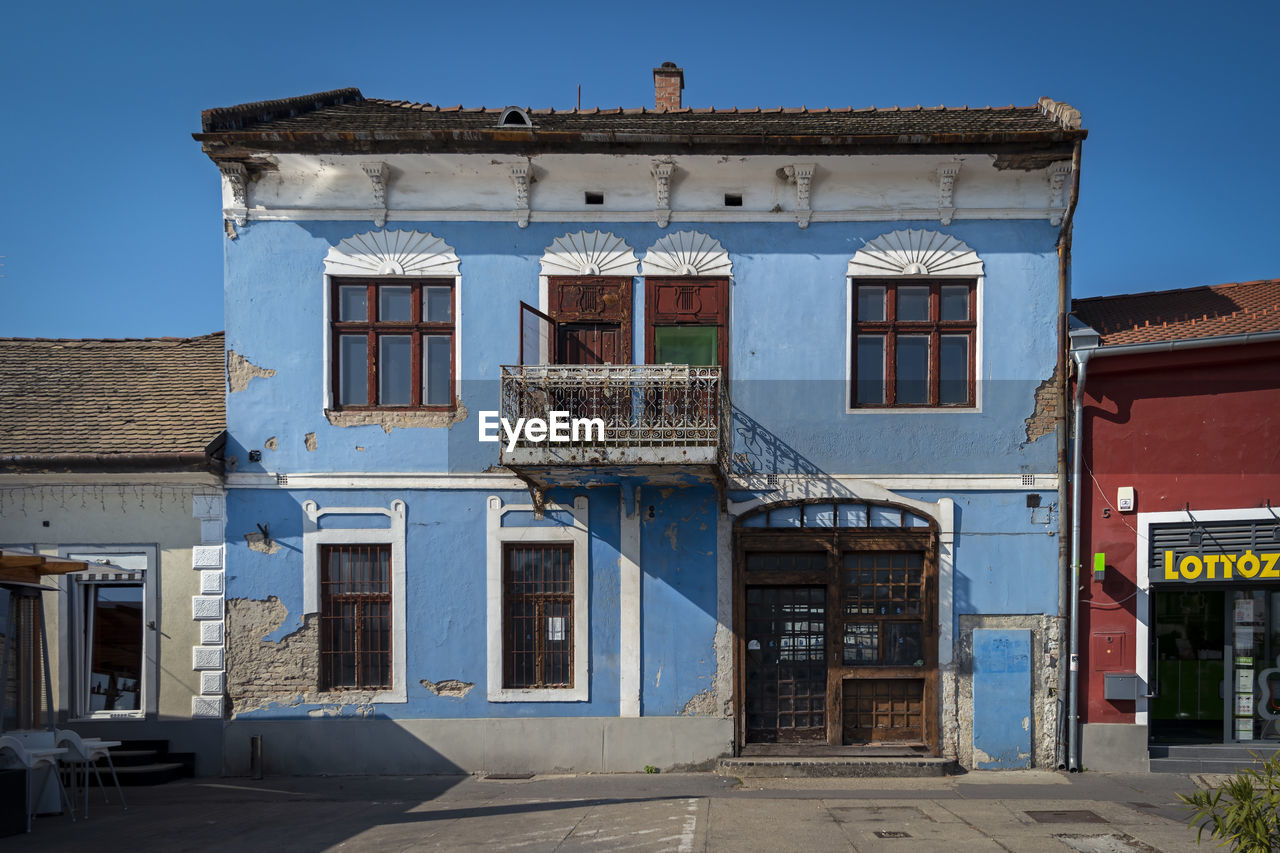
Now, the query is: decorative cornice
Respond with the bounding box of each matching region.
[361,162,389,227]
[218,162,249,226]
[783,164,816,229]
[1048,161,1071,225]
[509,163,531,228]
[540,231,638,276]
[323,230,460,277]
[848,229,983,277]
[652,160,675,228]
[641,230,732,277]
[937,164,961,226]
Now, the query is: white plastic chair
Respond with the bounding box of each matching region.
[0,734,74,832]
[55,730,125,818]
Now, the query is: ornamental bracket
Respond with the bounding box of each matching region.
[218,162,249,227]
[783,164,815,228]
[1048,161,1072,226]
[361,162,389,227]
[509,162,531,228]
[652,160,675,228]
[938,163,961,226]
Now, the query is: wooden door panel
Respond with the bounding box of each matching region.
[744,584,827,743]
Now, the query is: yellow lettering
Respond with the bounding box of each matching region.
[1204,555,1219,579]
[1239,550,1261,578]
[1180,555,1203,580]
[1220,553,1235,579]
[1164,550,1178,581]
[1263,553,1280,580]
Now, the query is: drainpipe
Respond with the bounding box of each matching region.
[1067,347,1090,771]
[1055,139,1083,769]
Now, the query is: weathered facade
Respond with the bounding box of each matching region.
[199,66,1084,773]
[0,335,227,773]
[1071,280,1280,772]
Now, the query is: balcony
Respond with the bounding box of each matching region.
[498,364,730,476]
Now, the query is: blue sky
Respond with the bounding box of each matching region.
[2,0,1276,338]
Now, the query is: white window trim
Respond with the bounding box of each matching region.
[845,229,985,414]
[486,495,590,702]
[301,499,407,703]
[320,230,462,413]
[1133,506,1279,727]
[57,545,159,721]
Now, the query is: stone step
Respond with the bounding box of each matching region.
[1150,757,1270,775]
[1149,743,1280,760]
[717,755,959,778]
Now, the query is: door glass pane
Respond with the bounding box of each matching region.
[1232,590,1271,742]
[884,623,924,666]
[338,286,367,321]
[856,335,885,404]
[897,286,930,322]
[896,335,929,404]
[940,285,970,321]
[423,335,451,406]
[338,335,367,405]
[857,286,885,322]
[654,326,717,365]
[379,335,412,406]
[424,286,452,322]
[88,585,144,712]
[940,335,969,404]
[844,622,878,664]
[378,286,412,322]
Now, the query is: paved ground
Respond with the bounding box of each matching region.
[5,770,1216,851]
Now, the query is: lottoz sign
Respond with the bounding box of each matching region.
[1163,550,1280,582]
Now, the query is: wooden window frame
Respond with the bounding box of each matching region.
[502,542,575,689]
[850,279,976,408]
[330,277,456,411]
[318,543,393,691]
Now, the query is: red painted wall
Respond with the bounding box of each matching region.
[1077,340,1280,723]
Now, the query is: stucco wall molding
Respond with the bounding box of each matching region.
[539,231,639,277]
[641,230,732,277]
[322,230,460,277]
[847,229,984,278]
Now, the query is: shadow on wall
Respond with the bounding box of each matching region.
[224,716,468,777]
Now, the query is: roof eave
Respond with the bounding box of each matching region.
[0,450,223,475]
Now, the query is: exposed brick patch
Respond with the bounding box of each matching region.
[1025,366,1062,443]
[226,350,276,393]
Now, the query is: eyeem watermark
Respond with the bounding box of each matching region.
[478,411,605,452]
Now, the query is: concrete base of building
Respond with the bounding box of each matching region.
[63,718,225,777]
[223,716,733,776]
[1081,723,1149,772]
[718,756,960,778]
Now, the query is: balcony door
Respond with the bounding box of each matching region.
[548,277,632,366]
[645,278,729,370]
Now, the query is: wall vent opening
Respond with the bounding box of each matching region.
[724,193,743,207]
[584,191,604,205]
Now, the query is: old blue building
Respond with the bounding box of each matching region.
[196,65,1085,773]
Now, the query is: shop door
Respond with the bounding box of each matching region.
[1150,588,1226,742]
[744,585,827,743]
[1230,590,1280,743]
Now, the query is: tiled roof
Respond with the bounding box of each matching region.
[0,334,225,460]
[196,90,1084,156]
[1072,280,1280,346]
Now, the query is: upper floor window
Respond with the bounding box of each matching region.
[331,278,455,409]
[851,280,975,408]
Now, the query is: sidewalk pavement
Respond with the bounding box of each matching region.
[6,769,1215,852]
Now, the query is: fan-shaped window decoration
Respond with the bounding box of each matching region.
[848,229,983,278]
[641,231,732,277]
[738,500,932,530]
[499,107,533,128]
[540,231,638,277]
[323,230,460,277]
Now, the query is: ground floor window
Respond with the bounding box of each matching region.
[319,544,392,690]
[503,543,574,689]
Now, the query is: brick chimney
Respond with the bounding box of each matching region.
[653,62,684,111]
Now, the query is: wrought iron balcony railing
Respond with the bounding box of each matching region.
[499,364,730,469]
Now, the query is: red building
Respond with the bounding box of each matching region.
[1071,280,1280,772]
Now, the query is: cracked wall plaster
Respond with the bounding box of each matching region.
[420,678,474,699]
[227,350,277,393]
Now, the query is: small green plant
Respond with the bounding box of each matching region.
[644,765,659,774]
[1179,751,1280,852]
